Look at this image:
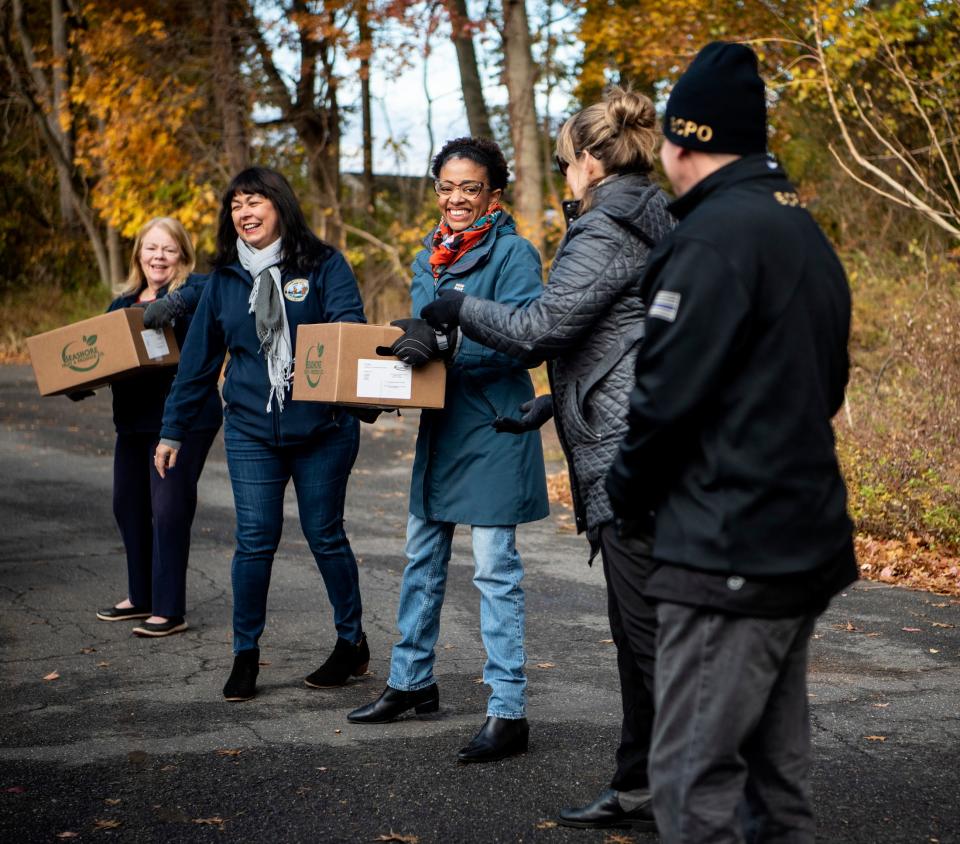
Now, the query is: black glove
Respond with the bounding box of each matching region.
[67,390,96,402]
[375,318,455,367]
[345,407,383,424]
[143,291,186,329]
[492,394,554,434]
[421,290,466,332]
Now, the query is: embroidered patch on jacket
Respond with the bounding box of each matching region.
[648,290,681,322]
[284,278,310,302]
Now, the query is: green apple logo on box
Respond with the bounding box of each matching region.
[61,334,103,372]
[304,343,325,388]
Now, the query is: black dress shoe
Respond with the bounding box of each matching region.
[347,684,439,724]
[558,787,657,831]
[97,605,151,622]
[132,617,188,637]
[223,648,260,702]
[457,716,529,763]
[305,633,370,688]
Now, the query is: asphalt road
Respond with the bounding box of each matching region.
[1,363,958,843]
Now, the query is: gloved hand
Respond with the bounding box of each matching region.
[375,318,455,367]
[67,390,96,402]
[492,394,554,434]
[143,291,186,329]
[421,290,466,332]
[345,406,383,424]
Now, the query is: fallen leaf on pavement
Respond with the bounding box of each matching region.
[864,735,887,741]
[832,621,861,632]
[193,817,226,829]
[873,703,890,708]
[535,662,556,669]
[929,649,940,654]
[598,639,614,644]
[901,627,921,633]
[80,647,97,654]
[97,662,110,668]
[473,677,485,684]
[56,833,79,839]
[931,622,955,628]
[536,820,558,829]
[258,660,271,666]
[5,786,25,793]
[43,671,60,681]
[216,749,242,757]
[104,798,121,806]
[334,729,341,734]
[375,833,418,843]
[603,834,636,844]
[93,819,121,829]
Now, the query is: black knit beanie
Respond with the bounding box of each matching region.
[663,42,767,155]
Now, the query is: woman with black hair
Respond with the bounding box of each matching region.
[155,166,370,702]
[347,137,549,764]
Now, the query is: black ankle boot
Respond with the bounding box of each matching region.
[304,633,370,688]
[347,684,439,724]
[223,648,260,702]
[457,716,529,763]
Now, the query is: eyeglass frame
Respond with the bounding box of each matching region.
[433,179,490,198]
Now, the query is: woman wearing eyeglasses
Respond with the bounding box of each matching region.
[420,89,675,830]
[348,137,548,765]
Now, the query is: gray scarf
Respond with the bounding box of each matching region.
[237,237,291,413]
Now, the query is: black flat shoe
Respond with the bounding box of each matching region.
[347,684,439,724]
[223,648,260,702]
[97,605,151,622]
[558,787,657,831]
[457,716,529,763]
[132,617,188,637]
[305,633,370,688]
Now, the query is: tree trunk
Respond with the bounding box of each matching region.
[107,225,124,289]
[358,0,374,215]
[501,0,543,253]
[448,0,492,138]
[211,0,250,176]
[50,0,75,224]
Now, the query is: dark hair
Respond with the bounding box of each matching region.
[431,137,509,191]
[214,166,332,273]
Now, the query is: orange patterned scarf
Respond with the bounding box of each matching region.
[428,204,502,280]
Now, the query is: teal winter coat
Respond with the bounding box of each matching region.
[409,212,549,526]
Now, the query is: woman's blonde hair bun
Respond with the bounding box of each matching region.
[605,86,657,133]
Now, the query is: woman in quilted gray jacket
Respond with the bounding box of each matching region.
[422,87,674,832]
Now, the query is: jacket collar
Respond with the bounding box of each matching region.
[668,154,786,220]
[422,210,517,278]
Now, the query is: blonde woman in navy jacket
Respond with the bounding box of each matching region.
[156,167,369,702]
[92,217,221,638]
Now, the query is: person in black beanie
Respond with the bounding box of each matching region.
[605,42,856,843]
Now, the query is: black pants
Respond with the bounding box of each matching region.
[598,523,657,792]
[650,604,817,843]
[113,429,217,617]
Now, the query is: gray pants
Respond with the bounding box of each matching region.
[650,603,818,844]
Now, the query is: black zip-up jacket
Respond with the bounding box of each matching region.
[606,155,854,578]
[108,274,222,435]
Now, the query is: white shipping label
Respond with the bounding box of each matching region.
[141,329,171,360]
[356,358,412,400]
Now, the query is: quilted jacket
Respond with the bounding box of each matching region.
[458,172,675,543]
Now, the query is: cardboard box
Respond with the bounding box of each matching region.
[26,307,180,396]
[292,322,446,409]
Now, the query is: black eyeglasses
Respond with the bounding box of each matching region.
[555,149,586,177]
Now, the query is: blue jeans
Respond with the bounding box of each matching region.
[224,423,362,653]
[388,513,527,719]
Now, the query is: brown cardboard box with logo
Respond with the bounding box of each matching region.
[292,323,445,409]
[26,308,180,397]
